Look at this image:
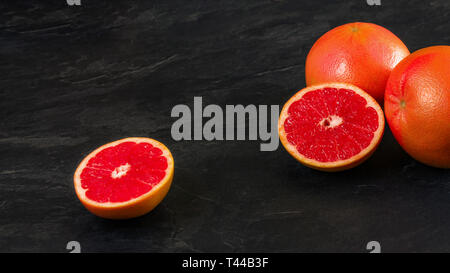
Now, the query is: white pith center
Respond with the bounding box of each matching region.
[320,115,343,129]
[111,163,131,179]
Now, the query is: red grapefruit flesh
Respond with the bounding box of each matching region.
[74,137,174,219]
[279,83,385,171]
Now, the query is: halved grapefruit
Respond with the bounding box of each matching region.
[74,137,174,219]
[278,83,385,171]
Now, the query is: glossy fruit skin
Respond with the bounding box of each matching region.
[385,46,450,168]
[305,22,410,103]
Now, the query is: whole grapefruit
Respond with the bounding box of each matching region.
[305,22,410,103]
[385,46,450,168]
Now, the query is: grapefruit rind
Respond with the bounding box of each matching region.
[278,82,385,172]
[384,46,450,169]
[305,22,410,104]
[73,137,174,219]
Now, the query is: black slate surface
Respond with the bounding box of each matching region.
[0,0,449,253]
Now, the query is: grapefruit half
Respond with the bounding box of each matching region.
[74,137,174,219]
[279,83,385,171]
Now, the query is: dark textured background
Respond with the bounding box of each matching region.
[0,0,449,253]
